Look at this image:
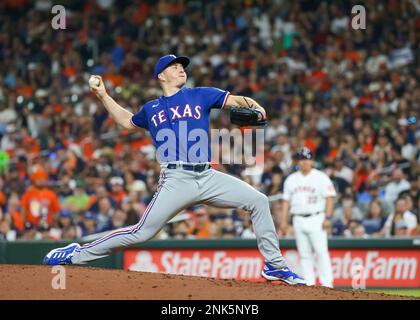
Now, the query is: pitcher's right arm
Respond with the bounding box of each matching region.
[89,75,137,131]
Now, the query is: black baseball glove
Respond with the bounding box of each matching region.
[229,108,267,127]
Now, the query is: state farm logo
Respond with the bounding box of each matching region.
[128,250,263,279]
[129,251,159,272]
[332,251,417,280]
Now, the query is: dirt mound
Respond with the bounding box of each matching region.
[0,265,415,300]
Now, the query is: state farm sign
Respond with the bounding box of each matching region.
[125,249,263,279]
[124,248,420,287]
[331,249,419,287]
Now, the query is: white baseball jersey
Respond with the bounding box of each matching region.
[283,169,336,215]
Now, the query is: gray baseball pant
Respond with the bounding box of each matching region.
[71,167,287,269]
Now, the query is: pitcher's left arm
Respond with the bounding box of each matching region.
[225,95,266,120]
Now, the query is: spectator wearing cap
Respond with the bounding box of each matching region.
[62,179,89,216]
[379,197,418,237]
[79,211,98,237]
[128,180,147,195]
[54,209,76,239]
[20,167,60,229]
[56,209,81,240]
[109,176,127,205]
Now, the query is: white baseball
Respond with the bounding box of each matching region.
[89,76,100,87]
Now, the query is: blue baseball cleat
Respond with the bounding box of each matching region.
[261,262,306,285]
[43,243,80,265]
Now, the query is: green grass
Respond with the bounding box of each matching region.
[365,289,420,297]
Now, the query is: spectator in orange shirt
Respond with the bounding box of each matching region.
[20,168,60,229]
[109,176,127,205]
[188,206,212,238]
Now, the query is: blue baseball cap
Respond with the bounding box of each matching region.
[59,210,72,218]
[84,211,96,220]
[154,54,190,79]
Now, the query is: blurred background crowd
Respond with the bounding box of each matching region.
[0,0,419,241]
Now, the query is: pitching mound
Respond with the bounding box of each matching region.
[0,265,415,300]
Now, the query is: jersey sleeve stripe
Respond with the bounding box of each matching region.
[221,92,230,109]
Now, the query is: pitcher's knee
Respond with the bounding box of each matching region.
[130,228,158,244]
[253,192,269,207]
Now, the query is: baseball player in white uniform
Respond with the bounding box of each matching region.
[281,147,336,287]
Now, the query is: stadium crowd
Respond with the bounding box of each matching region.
[0,0,419,241]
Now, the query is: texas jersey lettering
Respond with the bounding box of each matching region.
[131,87,229,163]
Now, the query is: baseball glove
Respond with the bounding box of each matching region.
[229,108,267,127]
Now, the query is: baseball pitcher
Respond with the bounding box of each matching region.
[44,54,305,285]
[281,147,336,287]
